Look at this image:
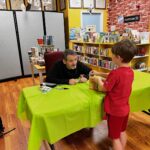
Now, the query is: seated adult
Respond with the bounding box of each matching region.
[46,49,91,85]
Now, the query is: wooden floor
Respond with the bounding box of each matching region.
[0,77,150,150]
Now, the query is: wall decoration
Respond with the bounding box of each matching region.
[42,0,56,11]
[83,0,94,9]
[28,0,41,10]
[0,0,7,9]
[10,0,24,10]
[118,15,124,24]
[21,3,26,11]
[95,0,106,9]
[69,0,82,8]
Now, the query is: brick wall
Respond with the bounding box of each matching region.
[108,0,150,32]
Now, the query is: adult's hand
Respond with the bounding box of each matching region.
[69,79,78,85]
[79,74,87,83]
[79,77,87,83]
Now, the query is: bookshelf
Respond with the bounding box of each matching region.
[69,40,150,73]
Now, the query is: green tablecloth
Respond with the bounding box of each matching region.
[17,71,150,150]
[130,71,150,111]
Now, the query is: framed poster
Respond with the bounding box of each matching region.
[83,0,94,9]
[42,0,57,11]
[0,0,7,9]
[10,0,24,10]
[59,0,65,11]
[69,0,82,9]
[95,0,106,9]
[30,0,42,10]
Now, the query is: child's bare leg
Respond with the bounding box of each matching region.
[120,131,127,150]
[112,139,123,150]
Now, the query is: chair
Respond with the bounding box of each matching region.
[44,51,64,75]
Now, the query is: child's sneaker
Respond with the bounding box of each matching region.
[92,120,108,143]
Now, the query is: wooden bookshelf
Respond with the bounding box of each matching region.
[69,40,150,72]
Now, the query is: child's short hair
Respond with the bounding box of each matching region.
[112,39,137,63]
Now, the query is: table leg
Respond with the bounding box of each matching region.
[39,70,43,84]
[30,63,35,85]
[49,144,55,150]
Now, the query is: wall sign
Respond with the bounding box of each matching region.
[124,15,140,23]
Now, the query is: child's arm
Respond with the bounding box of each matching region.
[90,70,109,78]
[91,70,117,92]
[91,77,107,92]
[97,78,107,92]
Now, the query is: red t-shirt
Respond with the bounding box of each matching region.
[103,67,134,117]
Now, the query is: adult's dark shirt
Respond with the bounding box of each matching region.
[46,60,91,84]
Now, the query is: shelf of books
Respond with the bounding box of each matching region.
[70,40,150,73]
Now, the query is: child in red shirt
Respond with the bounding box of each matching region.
[90,39,137,150]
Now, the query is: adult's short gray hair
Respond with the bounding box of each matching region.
[63,49,77,60]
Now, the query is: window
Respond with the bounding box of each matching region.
[81,12,103,32]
